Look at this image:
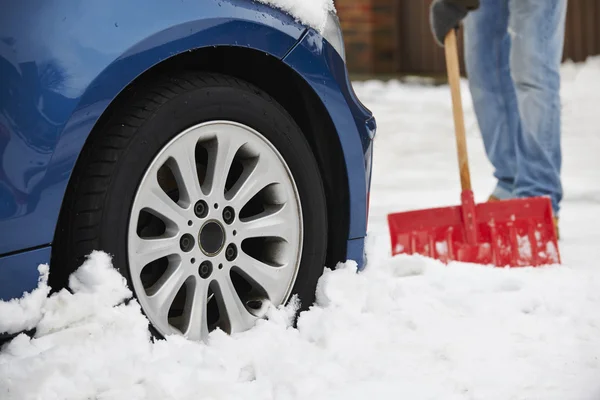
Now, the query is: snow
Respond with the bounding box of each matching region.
[0,252,131,337]
[2,57,600,399]
[254,0,335,33]
[0,265,50,335]
[34,251,132,337]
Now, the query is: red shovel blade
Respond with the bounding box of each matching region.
[387,195,560,267]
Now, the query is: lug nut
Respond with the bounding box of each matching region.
[180,234,195,252]
[194,200,208,218]
[199,261,213,279]
[225,243,237,261]
[223,206,235,224]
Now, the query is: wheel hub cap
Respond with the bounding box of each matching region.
[199,220,225,256]
[127,121,303,342]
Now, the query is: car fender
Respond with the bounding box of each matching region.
[0,0,306,255]
[283,29,375,242]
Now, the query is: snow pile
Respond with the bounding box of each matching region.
[34,251,133,336]
[3,254,600,399]
[0,265,50,335]
[2,57,600,399]
[254,0,335,32]
[0,252,131,337]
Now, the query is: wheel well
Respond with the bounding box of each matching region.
[66,46,350,269]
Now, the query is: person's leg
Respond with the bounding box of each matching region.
[508,0,567,215]
[464,0,519,200]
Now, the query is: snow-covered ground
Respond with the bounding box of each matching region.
[2,57,600,399]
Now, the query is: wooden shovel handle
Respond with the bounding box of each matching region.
[444,29,472,192]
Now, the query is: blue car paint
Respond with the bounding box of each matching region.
[0,0,374,302]
[0,0,304,256]
[283,30,375,236]
[0,246,51,301]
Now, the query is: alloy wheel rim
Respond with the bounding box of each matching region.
[127,121,303,341]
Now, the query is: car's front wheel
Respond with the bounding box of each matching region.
[51,72,328,340]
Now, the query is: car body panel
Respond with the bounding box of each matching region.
[0,0,305,256]
[0,246,50,301]
[0,2,374,301]
[283,29,375,243]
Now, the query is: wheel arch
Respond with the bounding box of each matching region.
[52,46,350,274]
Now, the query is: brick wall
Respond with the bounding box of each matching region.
[335,0,397,74]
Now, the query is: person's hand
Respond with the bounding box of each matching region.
[429,0,480,46]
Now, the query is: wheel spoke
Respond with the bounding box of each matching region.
[228,156,275,209]
[169,140,203,203]
[139,178,188,228]
[146,262,190,325]
[130,234,181,270]
[205,134,245,198]
[183,276,210,341]
[128,121,304,341]
[237,253,290,303]
[216,275,256,334]
[239,206,293,242]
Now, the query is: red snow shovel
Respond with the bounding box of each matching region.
[386,29,561,267]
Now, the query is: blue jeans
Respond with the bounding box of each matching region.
[463,0,567,215]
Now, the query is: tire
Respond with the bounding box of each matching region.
[51,71,328,340]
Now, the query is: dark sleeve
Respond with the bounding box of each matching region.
[446,0,480,10]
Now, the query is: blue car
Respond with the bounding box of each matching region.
[0,0,375,340]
